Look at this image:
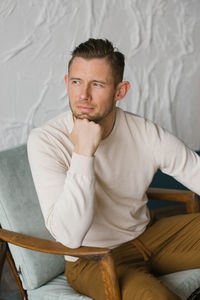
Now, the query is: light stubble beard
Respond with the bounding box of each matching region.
[69,99,116,124]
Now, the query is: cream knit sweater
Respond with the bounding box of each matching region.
[28,108,200,259]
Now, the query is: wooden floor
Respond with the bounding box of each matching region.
[0,259,21,300]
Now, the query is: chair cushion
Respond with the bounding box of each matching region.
[0,145,65,290]
[27,273,92,300]
[159,269,200,300]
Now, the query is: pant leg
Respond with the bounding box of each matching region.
[65,239,181,300]
[114,262,180,300]
[113,241,180,300]
[65,258,106,300]
[139,213,200,274]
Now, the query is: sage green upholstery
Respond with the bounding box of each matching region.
[0,144,200,300]
[0,145,65,290]
[27,273,91,300]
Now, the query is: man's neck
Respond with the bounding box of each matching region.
[100,108,117,140]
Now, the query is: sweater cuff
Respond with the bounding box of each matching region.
[69,152,94,177]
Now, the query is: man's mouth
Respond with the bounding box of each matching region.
[77,106,94,113]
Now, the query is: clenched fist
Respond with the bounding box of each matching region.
[69,118,104,157]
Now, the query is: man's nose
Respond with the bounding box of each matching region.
[80,84,91,101]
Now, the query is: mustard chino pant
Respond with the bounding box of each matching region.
[65,213,200,300]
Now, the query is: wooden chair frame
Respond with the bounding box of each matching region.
[0,188,199,300]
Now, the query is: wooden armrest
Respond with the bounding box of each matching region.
[147,188,198,202]
[0,228,110,260]
[147,188,199,213]
[0,228,121,299]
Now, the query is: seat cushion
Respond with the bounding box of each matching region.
[0,145,65,290]
[159,269,200,300]
[27,273,92,300]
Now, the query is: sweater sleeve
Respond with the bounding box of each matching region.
[148,122,200,195]
[27,129,95,248]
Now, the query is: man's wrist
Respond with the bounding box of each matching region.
[74,147,95,157]
[69,152,95,177]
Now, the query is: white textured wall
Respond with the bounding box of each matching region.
[0,0,200,151]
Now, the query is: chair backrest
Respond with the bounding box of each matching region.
[0,144,65,290]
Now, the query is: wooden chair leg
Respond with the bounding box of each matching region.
[100,252,121,300]
[6,247,28,300]
[0,241,6,282]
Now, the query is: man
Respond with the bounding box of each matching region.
[28,38,200,300]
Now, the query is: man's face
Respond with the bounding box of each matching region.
[66,57,118,123]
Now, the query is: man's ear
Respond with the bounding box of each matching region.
[115,81,130,102]
[64,74,68,88]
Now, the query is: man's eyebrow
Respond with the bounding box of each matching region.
[69,77,81,81]
[91,79,108,84]
[69,77,108,84]
[92,80,107,84]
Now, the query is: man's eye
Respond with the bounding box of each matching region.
[72,80,80,85]
[93,82,103,87]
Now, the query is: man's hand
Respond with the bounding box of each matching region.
[69,118,104,157]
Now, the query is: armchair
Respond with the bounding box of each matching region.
[0,144,200,300]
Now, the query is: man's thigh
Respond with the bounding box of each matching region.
[65,258,106,300]
[139,213,200,274]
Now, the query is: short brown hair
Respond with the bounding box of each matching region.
[68,38,125,86]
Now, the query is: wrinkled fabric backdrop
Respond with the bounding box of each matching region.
[0,0,200,151]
